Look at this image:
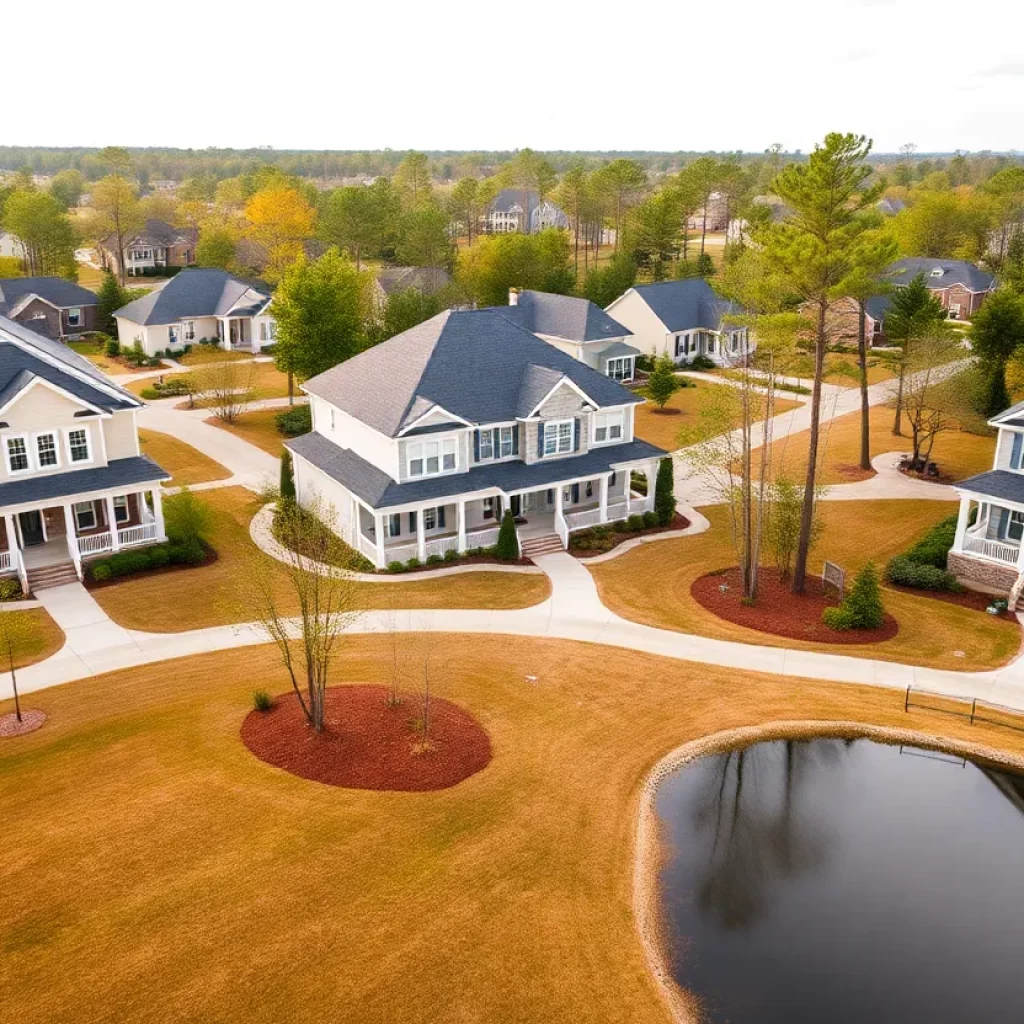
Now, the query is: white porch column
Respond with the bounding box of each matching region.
[599,475,609,523]
[952,495,972,553]
[62,504,82,576]
[4,514,18,553]
[644,462,657,512]
[151,488,166,540]
[457,499,467,554]
[416,507,426,562]
[374,513,386,569]
[555,484,564,522]
[104,495,121,551]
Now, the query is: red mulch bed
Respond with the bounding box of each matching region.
[886,582,1011,615]
[84,546,218,589]
[691,566,900,645]
[241,684,492,791]
[570,513,691,558]
[0,710,46,737]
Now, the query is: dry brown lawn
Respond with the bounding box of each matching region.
[1,609,64,668]
[204,408,289,456]
[590,500,1020,672]
[765,403,995,485]
[90,487,549,632]
[634,380,802,453]
[2,636,1022,1024]
[127,362,293,404]
[138,429,231,487]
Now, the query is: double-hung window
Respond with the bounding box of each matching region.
[183,321,196,341]
[74,501,97,531]
[478,429,494,461]
[5,436,29,474]
[423,507,436,530]
[168,325,179,346]
[499,426,514,458]
[66,428,91,464]
[407,438,457,478]
[605,357,633,382]
[67,307,81,328]
[543,419,574,457]
[113,496,130,524]
[593,411,624,444]
[1009,511,1024,543]
[384,513,401,537]
[36,433,59,468]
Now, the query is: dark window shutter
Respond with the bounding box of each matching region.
[512,426,520,456]
[492,428,500,456]
[546,488,554,502]
[610,471,617,487]
[996,507,1009,539]
[572,483,580,504]
[1012,432,1023,469]
[537,421,544,455]
[409,511,417,533]
[573,418,581,452]
[438,506,446,529]
[473,431,480,461]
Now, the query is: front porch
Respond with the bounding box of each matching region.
[1,486,166,593]
[948,495,1024,593]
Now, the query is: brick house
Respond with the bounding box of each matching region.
[99,219,198,278]
[884,258,995,321]
[0,278,98,342]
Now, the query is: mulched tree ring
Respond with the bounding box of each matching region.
[241,684,492,791]
[691,566,899,645]
[0,710,46,738]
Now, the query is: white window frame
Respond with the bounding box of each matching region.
[384,513,401,538]
[499,426,514,458]
[67,307,81,327]
[1010,510,1024,543]
[478,429,494,461]
[168,325,179,346]
[593,410,624,445]
[34,431,60,470]
[948,302,961,320]
[543,418,574,457]
[65,427,93,465]
[74,500,97,531]
[113,495,130,524]
[183,320,196,341]
[407,437,458,478]
[423,507,437,530]
[605,357,633,382]
[4,434,30,475]
[483,497,496,519]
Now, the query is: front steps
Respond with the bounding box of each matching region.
[26,561,79,593]
[520,533,564,559]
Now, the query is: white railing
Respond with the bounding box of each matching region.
[564,506,604,531]
[425,534,460,559]
[358,533,379,565]
[605,501,628,522]
[77,533,113,556]
[383,541,418,565]
[554,510,569,549]
[0,550,12,574]
[466,526,500,549]
[119,523,159,548]
[963,534,1020,566]
[629,497,650,517]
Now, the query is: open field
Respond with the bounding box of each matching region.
[126,362,292,403]
[763,403,995,485]
[590,500,1020,672]
[138,430,231,487]
[90,487,550,631]
[0,609,64,669]
[634,380,802,453]
[3,636,1022,1024]
[204,408,290,456]
[74,263,105,291]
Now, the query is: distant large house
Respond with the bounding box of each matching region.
[285,308,667,568]
[113,268,275,357]
[372,266,453,307]
[686,191,730,232]
[0,316,168,594]
[0,278,98,341]
[501,289,640,382]
[482,190,569,235]
[605,279,753,367]
[99,219,198,278]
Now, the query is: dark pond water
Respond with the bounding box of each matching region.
[655,738,1024,1023]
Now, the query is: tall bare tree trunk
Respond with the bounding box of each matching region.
[741,367,753,597]
[792,300,827,594]
[857,300,871,470]
[701,206,709,257]
[893,365,905,436]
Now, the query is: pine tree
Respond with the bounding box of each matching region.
[95,272,127,335]
[495,510,519,561]
[280,449,296,502]
[654,457,675,526]
[823,561,885,630]
[646,353,681,409]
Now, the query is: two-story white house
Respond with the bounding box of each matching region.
[500,289,641,382]
[0,316,169,593]
[605,279,754,367]
[285,308,667,567]
[113,268,276,358]
[481,190,570,235]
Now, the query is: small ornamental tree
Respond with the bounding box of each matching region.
[280,449,296,502]
[654,458,675,526]
[822,561,885,631]
[646,353,681,409]
[495,509,519,561]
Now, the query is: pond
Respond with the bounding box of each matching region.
[655,737,1024,1023]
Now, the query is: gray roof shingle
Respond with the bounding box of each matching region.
[500,290,631,343]
[0,277,97,315]
[956,470,1024,504]
[302,308,643,438]
[886,258,995,293]
[629,279,742,333]
[287,432,666,510]
[0,456,168,507]
[113,268,271,326]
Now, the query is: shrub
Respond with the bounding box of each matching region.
[252,690,273,712]
[495,509,519,560]
[687,354,718,372]
[387,561,406,573]
[902,515,958,569]
[148,546,171,568]
[280,450,296,501]
[627,514,645,532]
[406,557,421,570]
[90,563,113,582]
[140,387,160,400]
[168,542,205,565]
[655,457,675,526]
[822,562,885,630]
[105,339,121,358]
[443,548,458,563]
[885,555,962,592]
[613,518,630,532]
[164,488,212,549]
[646,353,682,408]
[426,553,444,566]
[0,578,23,600]
[275,405,312,437]
[643,510,659,528]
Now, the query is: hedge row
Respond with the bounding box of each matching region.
[884,514,962,592]
[88,541,204,582]
[386,546,497,573]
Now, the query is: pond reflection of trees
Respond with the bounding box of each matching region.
[689,739,850,930]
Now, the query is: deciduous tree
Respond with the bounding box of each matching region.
[592,159,647,253]
[245,185,316,283]
[456,230,573,307]
[2,189,78,278]
[394,205,454,269]
[88,174,144,284]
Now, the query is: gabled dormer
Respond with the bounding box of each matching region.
[990,403,1024,473]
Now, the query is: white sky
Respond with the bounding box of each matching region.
[9,0,1023,154]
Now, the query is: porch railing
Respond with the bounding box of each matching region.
[564,506,604,531]
[629,496,650,517]
[385,541,419,565]
[606,500,628,522]
[358,532,379,565]
[425,534,460,560]
[554,510,569,549]
[963,534,1020,566]
[78,533,113,556]
[0,550,13,574]
[466,526,500,550]
[119,522,159,548]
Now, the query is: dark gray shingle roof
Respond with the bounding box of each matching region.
[956,470,1024,504]
[113,268,270,326]
[500,290,630,343]
[865,295,892,322]
[287,433,666,510]
[597,340,641,361]
[109,218,197,250]
[886,258,995,293]
[302,308,643,438]
[0,277,97,314]
[0,456,168,506]
[629,279,742,333]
